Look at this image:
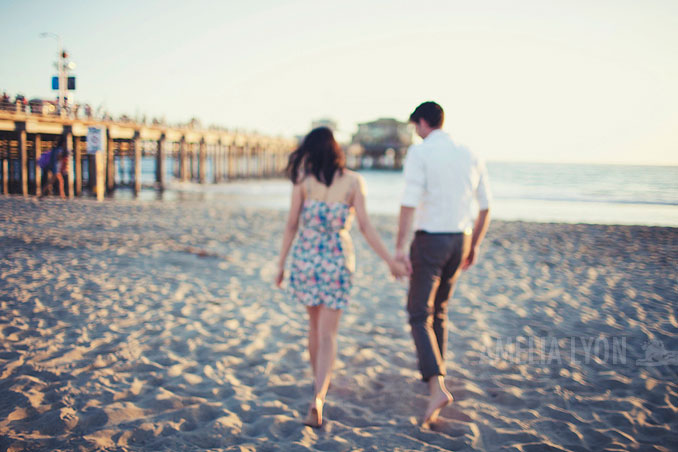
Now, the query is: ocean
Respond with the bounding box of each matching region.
[115,158,678,227]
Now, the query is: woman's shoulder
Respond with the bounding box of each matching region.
[341,169,363,183]
[340,169,366,195]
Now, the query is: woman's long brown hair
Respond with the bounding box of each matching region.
[286,127,346,186]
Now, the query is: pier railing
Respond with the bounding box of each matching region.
[0,110,297,198]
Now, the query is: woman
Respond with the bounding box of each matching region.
[276,127,407,428]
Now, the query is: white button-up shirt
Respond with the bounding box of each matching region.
[401,129,491,233]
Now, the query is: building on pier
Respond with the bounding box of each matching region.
[351,118,413,169]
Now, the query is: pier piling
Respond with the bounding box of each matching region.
[198,138,206,184]
[179,136,188,182]
[106,128,115,192]
[133,131,141,196]
[63,126,74,198]
[73,133,82,196]
[156,134,165,189]
[1,157,7,195]
[17,122,28,196]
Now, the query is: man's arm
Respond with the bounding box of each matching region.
[396,145,424,274]
[462,208,490,270]
[464,154,492,270]
[396,205,416,251]
[395,205,416,272]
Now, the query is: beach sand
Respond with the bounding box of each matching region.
[0,196,676,451]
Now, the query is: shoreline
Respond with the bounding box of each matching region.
[1,196,676,451]
[8,192,678,230]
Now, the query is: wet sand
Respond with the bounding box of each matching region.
[0,196,676,451]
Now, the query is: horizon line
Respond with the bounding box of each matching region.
[483,159,678,168]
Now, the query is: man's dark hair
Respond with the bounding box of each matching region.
[409,101,444,128]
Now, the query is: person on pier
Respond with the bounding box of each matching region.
[40,136,69,199]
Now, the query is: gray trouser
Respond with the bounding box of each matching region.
[407,231,471,381]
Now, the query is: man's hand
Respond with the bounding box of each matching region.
[395,248,412,275]
[463,209,490,271]
[388,258,410,279]
[395,205,415,273]
[462,245,479,270]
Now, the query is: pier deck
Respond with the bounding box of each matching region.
[0,110,295,198]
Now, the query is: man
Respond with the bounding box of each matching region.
[395,101,491,425]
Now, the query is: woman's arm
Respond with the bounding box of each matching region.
[352,177,409,278]
[276,182,305,287]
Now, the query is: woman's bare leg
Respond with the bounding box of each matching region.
[314,305,341,400]
[304,305,342,427]
[306,305,321,376]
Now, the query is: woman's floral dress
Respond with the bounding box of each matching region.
[289,198,355,310]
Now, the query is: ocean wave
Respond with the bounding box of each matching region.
[493,195,678,207]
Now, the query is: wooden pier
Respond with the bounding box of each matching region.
[0,111,296,198]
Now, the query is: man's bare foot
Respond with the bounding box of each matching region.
[422,387,453,426]
[303,397,323,428]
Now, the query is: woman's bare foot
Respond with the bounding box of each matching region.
[303,397,323,428]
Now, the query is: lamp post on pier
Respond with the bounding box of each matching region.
[39,32,66,114]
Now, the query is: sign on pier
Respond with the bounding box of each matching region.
[86,126,106,200]
[86,126,106,154]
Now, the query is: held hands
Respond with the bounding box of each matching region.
[389,259,410,280]
[390,249,412,280]
[395,248,412,274]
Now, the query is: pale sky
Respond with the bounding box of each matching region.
[1,0,677,165]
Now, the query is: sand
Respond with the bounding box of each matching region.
[0,196,676,451]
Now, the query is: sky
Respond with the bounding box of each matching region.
[1,0,677,165]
